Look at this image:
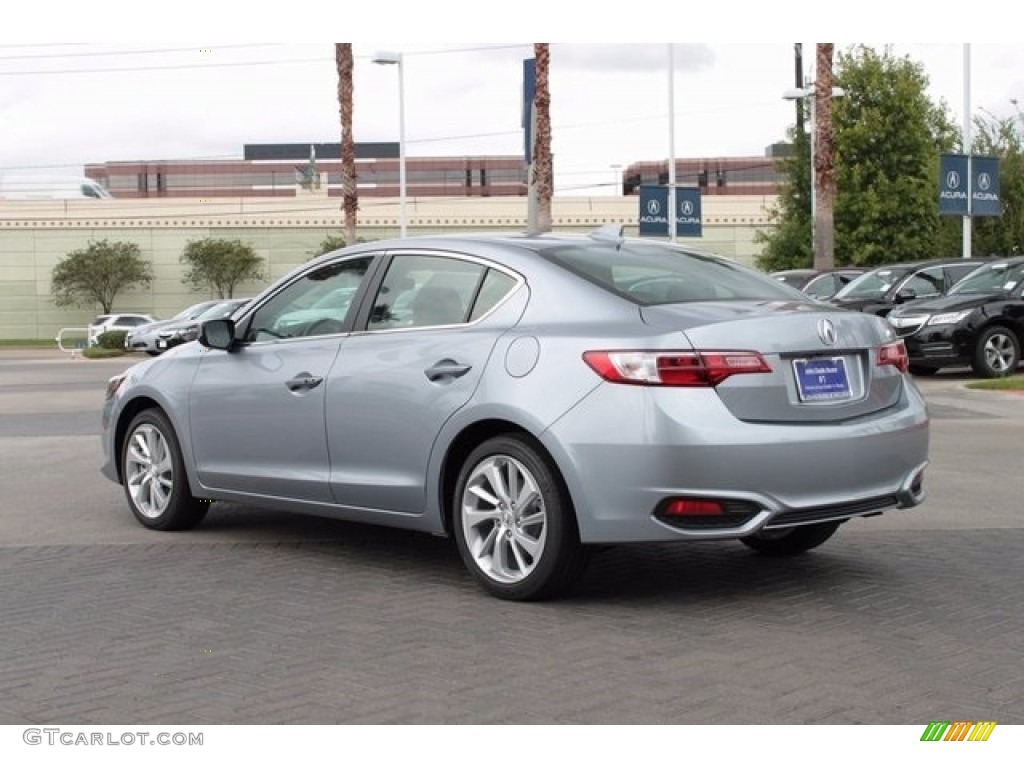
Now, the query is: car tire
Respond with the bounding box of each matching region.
[740,521,841,556]
[909,364,939,376]
[971,325,1020,378]
[453,435,588,601]
[121,409,209,531]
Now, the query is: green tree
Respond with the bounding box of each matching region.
[180,238,265,298]
[51,239,153,313]
[758,46,960,271]
[315,234,348,257]
[308,233,375,260]
[971,109,1024,256]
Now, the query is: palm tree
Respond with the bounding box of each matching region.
[814,43,836,270]
[335,44,357,245]
[533,43,553,233]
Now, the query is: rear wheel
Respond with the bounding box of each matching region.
[971,326,1019,378]
[453,435,588,600]
[121,409,209,531]
[740,521,841,556]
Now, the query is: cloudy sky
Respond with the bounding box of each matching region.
[3,7,1022,196]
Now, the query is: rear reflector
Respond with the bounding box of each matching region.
[583,350,771,387]
[654,497,761,531]
[664,499,725,516]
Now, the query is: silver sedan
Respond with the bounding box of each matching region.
[101,230,929,600]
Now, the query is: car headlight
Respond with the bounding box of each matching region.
[926,311,972,326]
[887,314,928,329]
[166,326,199,341]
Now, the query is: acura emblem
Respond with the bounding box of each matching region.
[818,318,837,346]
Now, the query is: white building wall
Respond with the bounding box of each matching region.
[0,195,777,340]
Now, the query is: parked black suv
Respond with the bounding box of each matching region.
[887,257,1024,377]
[829,259,990,316]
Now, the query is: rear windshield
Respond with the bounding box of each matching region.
[540,242,802,304]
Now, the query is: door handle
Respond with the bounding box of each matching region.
[424,359,472,382]
[285,373,324,392]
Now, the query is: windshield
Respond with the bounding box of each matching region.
[198,300,245,320]
[541,242,803,304]
[772,271,814,289]
[833,266,912,300]
[949,261,1024,295]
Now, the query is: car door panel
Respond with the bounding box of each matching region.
[189,339,342,502]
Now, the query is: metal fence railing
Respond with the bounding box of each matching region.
[55,327,90,358]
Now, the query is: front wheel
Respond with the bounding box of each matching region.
[453,435,587,600]
[971,325,1019,378]
[740,521,841,556]
[121,409,209,531]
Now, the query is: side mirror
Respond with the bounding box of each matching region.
[895,288,917,304]
[200,318,237,351]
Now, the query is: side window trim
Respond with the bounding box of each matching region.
[236,252,384,346]
[351,249,524,334]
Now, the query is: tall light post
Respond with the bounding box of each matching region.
[667,44,677,244]
[373,50,407,237]
[783,84,844,261]
[610,164,622,196]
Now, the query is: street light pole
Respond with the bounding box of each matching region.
[667,44,677,244]
[963,43,972,259]
[373,50,407,238]
[610,164,622,196]
[783,84,844,263]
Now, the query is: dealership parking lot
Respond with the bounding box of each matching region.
[0,349,1021,724]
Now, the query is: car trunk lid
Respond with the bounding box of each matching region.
[640,301,906,423]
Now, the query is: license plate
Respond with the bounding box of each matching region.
[157,339,167,349]
[793,357,851,402]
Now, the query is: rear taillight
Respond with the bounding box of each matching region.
[583,350,771,387]
[876,340,909,373]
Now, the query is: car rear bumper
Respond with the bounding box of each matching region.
[543,380,930,544]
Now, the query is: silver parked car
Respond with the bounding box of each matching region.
[154,298,251,352]
[101,230,929,600]
[125,300,222,355]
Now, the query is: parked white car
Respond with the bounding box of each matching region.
[87,313,156,346]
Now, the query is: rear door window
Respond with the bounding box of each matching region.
[367,254,487,330]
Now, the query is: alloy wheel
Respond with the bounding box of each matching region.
[125,423,174,519]
[984,332,1016,374]
[460,455,548,584]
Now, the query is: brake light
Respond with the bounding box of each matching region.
[583,350,771,387]
[876,340,909,373]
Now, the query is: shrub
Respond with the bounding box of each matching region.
[96,330,128,350]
